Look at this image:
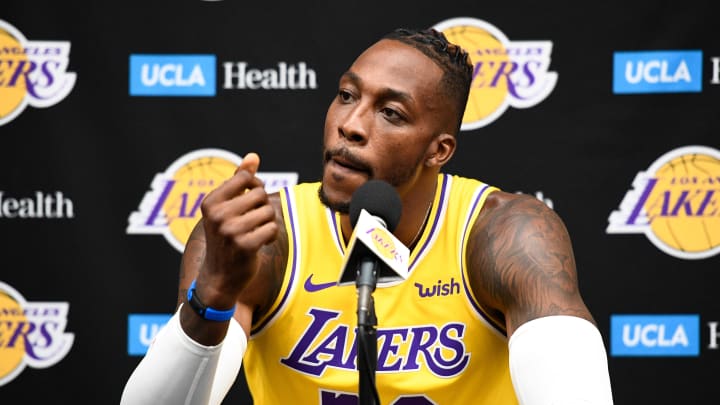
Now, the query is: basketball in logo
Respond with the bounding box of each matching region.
[0,291,27,382]
[0,282,74,386]
[0,19,76,127]
[438,22,511,125]
[163,154,239,247]
[128,149,299,252]
[645,150,720,254]
[127,149,242,252]
[0,23,29,122]
[433,17,557,131]
[607,145,720,259]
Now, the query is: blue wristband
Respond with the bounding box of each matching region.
[186,279,236,322]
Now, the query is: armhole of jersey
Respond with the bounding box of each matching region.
[250,186,299,336]
[459,183,508,337]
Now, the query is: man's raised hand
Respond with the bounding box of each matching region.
[197,152,279,306]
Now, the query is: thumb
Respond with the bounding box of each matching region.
[235,152,261,176]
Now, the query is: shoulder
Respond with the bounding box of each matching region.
[481,189,552,221]
[473,190,567,244]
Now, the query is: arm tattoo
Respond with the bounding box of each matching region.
[469,194,590,330]
[251,196,290,321]
[177,224,207,306]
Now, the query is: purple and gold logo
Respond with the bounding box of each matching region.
[367,226,404,264]
[433,17,557,130]
[127,149,241,252]
[0,282,74,386]
[280,308,469,378]
[127,148,298,252]
[0,20,76,127]
[607,145,720,259]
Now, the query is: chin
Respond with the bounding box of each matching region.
[318,183,350,214]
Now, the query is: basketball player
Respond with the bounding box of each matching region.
[121,28,614,404]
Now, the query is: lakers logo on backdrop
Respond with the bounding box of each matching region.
[433,17,557,130]
[127,149,242,252]
[0,20,76,127]
[0,282,74,386]
[127,148,298,252]
[607,145,720,259]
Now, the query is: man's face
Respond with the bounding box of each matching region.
[319,39,448,213]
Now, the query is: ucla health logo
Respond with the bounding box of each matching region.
[129,54,216,96]
[433,17,557,130]
[610,314,699,357]
[127,148,298,252]
[127,314,171,356]
[0,281,74,386]
[607,145,720,259]
[613,50,702,94]
[0,20,76,127]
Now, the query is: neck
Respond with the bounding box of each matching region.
[340,174,439,248]
[407,196,433,249]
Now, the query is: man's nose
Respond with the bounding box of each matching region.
[338,104,370,144]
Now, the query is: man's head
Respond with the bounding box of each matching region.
[320,28,473,213]
[381,28,473,135]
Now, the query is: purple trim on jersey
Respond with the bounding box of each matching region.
[329,209,344,253]
[251,186,298,336]
[459,184,507,336]
[409,173,449,271]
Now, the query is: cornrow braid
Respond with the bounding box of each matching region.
[383,28,473,134]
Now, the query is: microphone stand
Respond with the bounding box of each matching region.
[356,257,380,405]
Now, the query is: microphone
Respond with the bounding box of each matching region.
[337,180,409,287]
[339,180,408,405]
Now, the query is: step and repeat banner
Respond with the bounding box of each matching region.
[1,1,718,403]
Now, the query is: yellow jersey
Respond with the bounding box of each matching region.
[244,174,518,404]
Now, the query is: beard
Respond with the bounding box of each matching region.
[318,186,350,214]
[318,146,424,214]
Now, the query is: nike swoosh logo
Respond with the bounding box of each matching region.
[304,274,336,292]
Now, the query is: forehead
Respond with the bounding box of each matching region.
[345,39,444,101]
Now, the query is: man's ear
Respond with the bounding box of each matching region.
[425,133,456,167]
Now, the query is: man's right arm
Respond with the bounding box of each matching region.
[121,153,281,405]
[179,154,279,344]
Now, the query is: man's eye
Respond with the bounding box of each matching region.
[338,90,352,102]
[382,107,402,120]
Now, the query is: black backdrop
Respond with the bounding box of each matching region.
[1,1,718,404]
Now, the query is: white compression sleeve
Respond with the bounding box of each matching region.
[508,315,614,405]
[120,304,246,405]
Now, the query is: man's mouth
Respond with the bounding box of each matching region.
[326,149,371,175]
[333,156,363,172]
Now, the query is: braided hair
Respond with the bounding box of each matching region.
[383,28,473,134]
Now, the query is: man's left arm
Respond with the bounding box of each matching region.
[467,191,614,405]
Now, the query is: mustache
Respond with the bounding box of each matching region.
[324,147,373,175]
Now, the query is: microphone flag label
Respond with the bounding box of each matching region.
[338,209,409,285]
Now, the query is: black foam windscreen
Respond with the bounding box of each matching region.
[349,180,402,232]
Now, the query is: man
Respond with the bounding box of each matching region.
[121,28,614,404]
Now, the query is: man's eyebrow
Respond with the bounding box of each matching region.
[340,71,415,105]
[341,71,361,84]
